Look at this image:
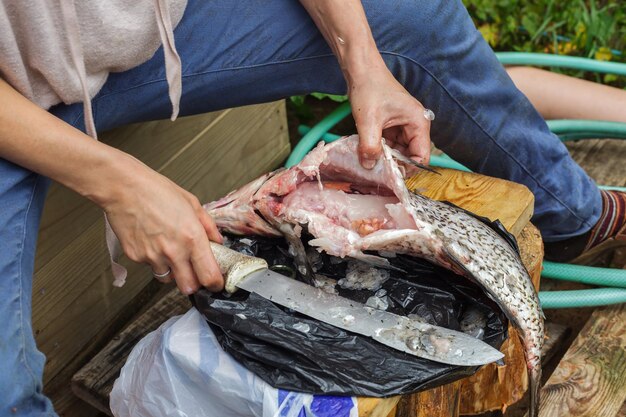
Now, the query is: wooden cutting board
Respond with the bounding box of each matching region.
[405,167,535,237]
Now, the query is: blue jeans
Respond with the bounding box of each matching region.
[1,0,601,415]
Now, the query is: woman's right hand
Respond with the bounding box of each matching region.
[0,78,223,295]
[102,157,224,295]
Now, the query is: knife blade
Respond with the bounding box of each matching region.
[210,242,504,367]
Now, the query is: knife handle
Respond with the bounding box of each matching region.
[210,241,268,293]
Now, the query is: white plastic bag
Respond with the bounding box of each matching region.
[110,308,358,417]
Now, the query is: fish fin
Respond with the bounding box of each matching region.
[353,252,406,273]
[529,365,542,417]
[389,149,441,175]
[278,223,316,286]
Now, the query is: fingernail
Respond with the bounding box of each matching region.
[362,159,376,170]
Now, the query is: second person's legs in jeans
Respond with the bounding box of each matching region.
[51,0,601,241]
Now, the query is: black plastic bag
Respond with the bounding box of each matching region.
[191,210,516,397]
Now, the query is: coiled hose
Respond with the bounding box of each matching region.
[288,54,626,309]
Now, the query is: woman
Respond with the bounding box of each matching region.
[1,0,623,415]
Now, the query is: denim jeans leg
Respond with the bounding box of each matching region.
[362,0,602,241]
[0,159,54,417]
[50,0,601,243]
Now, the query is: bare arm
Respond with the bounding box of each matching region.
[0,78,223,294]
[299,0,432,167]
[506,66,626,123]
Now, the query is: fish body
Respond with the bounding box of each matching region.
[205,135,543,416]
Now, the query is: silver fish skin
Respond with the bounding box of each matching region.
[204,135,544,417]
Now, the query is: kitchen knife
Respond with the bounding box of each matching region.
[210,241,504,367]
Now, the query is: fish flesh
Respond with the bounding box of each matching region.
[205,135,544,416]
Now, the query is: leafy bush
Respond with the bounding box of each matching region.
[465,0,625,63]
[465,0,625,86]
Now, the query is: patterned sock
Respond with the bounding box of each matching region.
[545,190,626,262]
[585,190,626,250]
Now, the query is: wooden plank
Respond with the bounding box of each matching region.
[36,110,224,269]
[406,167,534,237]
[34,102,290,385]
[357,397,402,417]
[395,381,461,417]
[530,304,626,417]
[72,288,190,414]
[566,139,626,189]
[35,226,151,380]
[540,322,569,366]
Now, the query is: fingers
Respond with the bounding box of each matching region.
[405,119,432,165]
[355,114,383,169]
[151,260,174,284]
[161,228,224,295]
[190,235,224,292]
[170,258,201,295]
[198,208,223,243]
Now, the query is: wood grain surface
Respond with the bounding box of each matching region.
[529,303,626,417]
[406,167,535,237]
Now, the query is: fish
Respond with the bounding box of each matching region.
[204,135,544,416]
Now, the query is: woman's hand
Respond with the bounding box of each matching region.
[103,158,224,295]
[298,0,431,169]
[0,78,224,295]
[349,66,432,168]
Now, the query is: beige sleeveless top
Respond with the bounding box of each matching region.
[1,0,188,286]
[0,0,187,133]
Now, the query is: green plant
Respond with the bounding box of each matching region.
[464,0,625,63]
[289,93,348,121]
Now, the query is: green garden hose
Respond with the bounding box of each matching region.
[539,288,626,309]
[286,101,351,168]
[547,120,626,140]
[543,261,626,288]
[495,52,626,76]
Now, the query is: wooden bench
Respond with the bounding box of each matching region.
[72,166,549,416]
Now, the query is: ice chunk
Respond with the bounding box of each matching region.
[338,261,389,291]
[365,295,389,311]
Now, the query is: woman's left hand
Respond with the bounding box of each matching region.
[298,0,432,169]
[349,66,432,169]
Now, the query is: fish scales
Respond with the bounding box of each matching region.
[204,135,544,417]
